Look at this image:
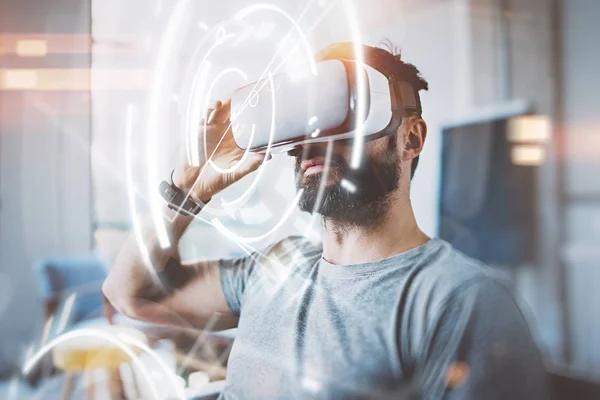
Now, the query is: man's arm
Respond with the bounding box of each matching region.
[416,278,549,400]
[102,206,238,330]
[103,99,268,330]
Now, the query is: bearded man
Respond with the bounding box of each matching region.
[103,43,549,399]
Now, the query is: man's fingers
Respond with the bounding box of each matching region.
[207,101,222,124]
[234,152,271,180]
[211,99,231,124]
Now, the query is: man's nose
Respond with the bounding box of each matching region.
[287,142,318,158]
[297,142,330,158]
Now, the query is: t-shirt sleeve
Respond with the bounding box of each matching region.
[218,236,320,318]
[218,252,259,318]
[415,278,549,400]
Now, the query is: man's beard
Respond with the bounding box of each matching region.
[295,136,401,229]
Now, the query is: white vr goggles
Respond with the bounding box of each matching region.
[230,56,421,153]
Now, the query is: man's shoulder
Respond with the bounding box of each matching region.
[400,240,526,357]
[417,239,507,282]
[407,239,514,314]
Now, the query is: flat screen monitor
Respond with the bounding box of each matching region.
[438,115,538,265]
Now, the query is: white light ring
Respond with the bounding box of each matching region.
[233,3,317,74]
[125,105,156,276]
[21,328,169,400]
[185,1,319,219]
[212,189,304,244]
[186,61,212,167]
[201,67,256,175]
[146,0,193,249]
[119,333,187,400]
[342,0,367,169]
[169,30,240,219]
[218,72,277,209]
[213,5,316,213]
[308,139,334,216]
[230,3,318,119]
[183,28,237,167]
[179,22,235,166]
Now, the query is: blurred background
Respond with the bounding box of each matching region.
[0,0,599,398]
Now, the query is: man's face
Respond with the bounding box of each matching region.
[294,134,401,227]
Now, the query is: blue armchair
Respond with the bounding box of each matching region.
[25,257,111,386]
[35,257,109,332]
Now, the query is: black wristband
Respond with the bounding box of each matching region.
[158,180,205,216]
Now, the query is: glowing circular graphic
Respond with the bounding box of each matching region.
[200,66,258,175]
[18,0,372,396]
[128,0,365,269]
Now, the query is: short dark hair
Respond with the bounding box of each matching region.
[316,40,429,179]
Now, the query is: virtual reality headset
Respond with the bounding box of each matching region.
[230,54,422,153]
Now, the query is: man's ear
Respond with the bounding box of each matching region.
[401,117,427,162]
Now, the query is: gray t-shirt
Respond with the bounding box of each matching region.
[218,236,548,399]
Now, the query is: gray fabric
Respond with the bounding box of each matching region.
[218,236,548,399]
